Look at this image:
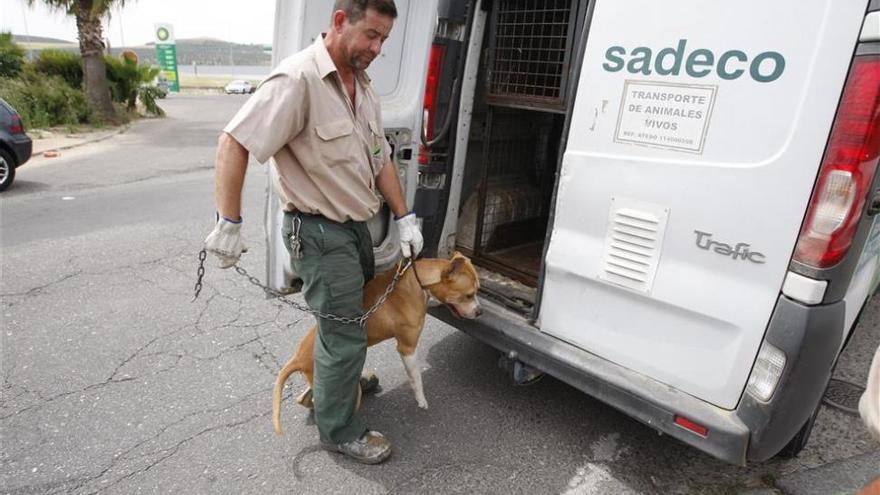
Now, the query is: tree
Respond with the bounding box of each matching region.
[0,32,26,78]
[27,0,129,123]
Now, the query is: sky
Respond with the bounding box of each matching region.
[0,0,276,46]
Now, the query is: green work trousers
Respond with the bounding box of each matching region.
[283,211,375,444]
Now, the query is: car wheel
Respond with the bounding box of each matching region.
[0,148,16,192]
[774,402,821,459]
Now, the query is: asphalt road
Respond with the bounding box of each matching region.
[1,94,878,494]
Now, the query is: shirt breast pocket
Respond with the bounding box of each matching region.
[368,120,386,172]
[315,120,359,168]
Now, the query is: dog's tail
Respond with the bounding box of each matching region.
[272,353,302,436]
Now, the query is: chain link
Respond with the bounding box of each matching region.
[192,248,411,327]
[191,249,207,302]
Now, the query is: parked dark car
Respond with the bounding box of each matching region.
[0,98,32,192]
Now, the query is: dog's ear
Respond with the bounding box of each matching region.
[443,257,466,279]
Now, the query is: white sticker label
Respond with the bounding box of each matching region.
[614,80,717,154]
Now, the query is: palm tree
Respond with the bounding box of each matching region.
[28,0,127,123]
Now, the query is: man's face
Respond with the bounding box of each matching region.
[339,8,394,71]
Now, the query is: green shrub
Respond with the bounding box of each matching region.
[137,85,165,117]
[104,56,138,107]
[0,72,92,129]
[105,56,162,113]
[32,49,83,88]
[0,49,163,127]
[0,32,25,78]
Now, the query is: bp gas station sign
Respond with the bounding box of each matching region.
[155,24,179,92]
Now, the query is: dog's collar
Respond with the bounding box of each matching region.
[411,263,433,306]
[412,261,428,289]
[398,258,431,289]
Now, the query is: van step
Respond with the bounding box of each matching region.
[473,265,537,314]
[822,378,866,415]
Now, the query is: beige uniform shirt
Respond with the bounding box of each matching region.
[860,345,880,442]
[224,36,392,223]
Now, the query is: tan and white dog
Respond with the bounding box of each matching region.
[272,252,481,434]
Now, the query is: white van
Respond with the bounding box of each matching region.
[266,0,880,465]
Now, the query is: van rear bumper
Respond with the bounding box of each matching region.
[737,296,844,462]
[429,295,843,466]
[429,300,752,465]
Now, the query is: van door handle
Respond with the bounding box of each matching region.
[868,189,880,216]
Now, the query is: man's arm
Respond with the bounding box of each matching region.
[215,132,250,220]
[204,132,250,268]
[375,160,408,218]
[376,160,423,258]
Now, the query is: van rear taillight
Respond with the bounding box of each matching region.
[418,43,446,165]
[794,55,880,268]
[10,114,23,135]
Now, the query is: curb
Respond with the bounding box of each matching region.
[33,123,131,156]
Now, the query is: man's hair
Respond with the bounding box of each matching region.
[333,0,398,24]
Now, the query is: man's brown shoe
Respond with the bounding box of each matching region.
[322,430,391,464]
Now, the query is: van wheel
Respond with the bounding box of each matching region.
[777,320,857,461]
[775,399,822,459]
[0,149,16,192]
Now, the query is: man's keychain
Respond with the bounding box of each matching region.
[289,215,303,260]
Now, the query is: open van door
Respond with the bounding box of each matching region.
[538,0,868,409]
[265,0,438,293]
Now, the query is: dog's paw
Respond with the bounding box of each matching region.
[359,372,380,394]
[417,398,429,409]
[296,388,314,409]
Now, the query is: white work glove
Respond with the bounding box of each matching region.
[395,212,423,259]
[859,345,880,442]
[204,216,247,268]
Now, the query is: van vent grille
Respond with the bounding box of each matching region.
[487,0,579,111]
[598,199,670,293]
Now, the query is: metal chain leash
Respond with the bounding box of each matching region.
[191,249,207,302]
[191,248,411,327]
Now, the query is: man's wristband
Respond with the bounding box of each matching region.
[216,212,242,224]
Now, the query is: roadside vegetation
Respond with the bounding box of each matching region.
[26,0,131,123]
[0,31,164,130]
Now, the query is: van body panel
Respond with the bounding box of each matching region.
[266,0,437,292]
[539,0,868,408]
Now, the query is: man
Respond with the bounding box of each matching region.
[857,345,880,495]
[862,345,880,442]
[204,0,422,465]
